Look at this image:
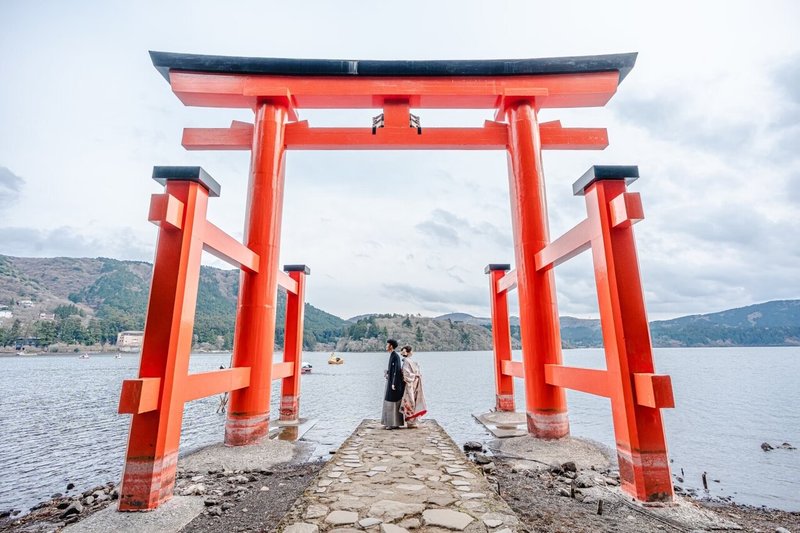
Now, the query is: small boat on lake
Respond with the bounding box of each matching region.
[115,354,122,359]
[328,353,344,365]
[301,362,313,374]
[79,353,90,359]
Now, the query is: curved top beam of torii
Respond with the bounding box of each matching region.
[150,50,637,151]
[150,50,637,83]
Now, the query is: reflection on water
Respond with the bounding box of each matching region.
[0,347,798,512]
[276,425,300,441]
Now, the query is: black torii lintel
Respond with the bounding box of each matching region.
[284,264,311,275]
[572,165,639,196]
[149,51,638,84]
[152,166,221,197]
[484,264,512,274]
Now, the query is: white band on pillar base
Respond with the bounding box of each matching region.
[279,395,300,421]
[496,394,515,412]
[119,450,179,511]
[526,411,570,439]
[224,413,270,446]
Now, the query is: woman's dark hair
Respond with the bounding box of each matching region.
[402,345,413,354]
[387,339,398,349]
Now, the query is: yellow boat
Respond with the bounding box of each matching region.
[328,353,344,365]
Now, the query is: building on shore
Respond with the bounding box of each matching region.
[117,331,144,353]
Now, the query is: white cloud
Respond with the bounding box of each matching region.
[0,225,154,260]
[0,167,24,211]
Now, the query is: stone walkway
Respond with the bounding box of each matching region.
[278,419,520,533]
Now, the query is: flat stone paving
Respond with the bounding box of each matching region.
[278,419,520,533]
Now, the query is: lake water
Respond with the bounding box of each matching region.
[0,348,798,513]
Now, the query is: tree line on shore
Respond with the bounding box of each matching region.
[0,304,133,348]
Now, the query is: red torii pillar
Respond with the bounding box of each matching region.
[225,102,289,445]
[506,101,569,438]
[279,264,310,422]
[486,263,515,412]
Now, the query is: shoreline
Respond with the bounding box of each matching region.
[3,345,800,358]
[3,467,797,533]
[2,433,798,533]
[485,434,800,532]
[490,456,800,532]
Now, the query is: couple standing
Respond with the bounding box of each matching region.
[382,339,427,429]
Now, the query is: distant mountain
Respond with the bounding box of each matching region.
[0,255,347,350]
[434,312,520,327]
[559,316,602,348]
[432,312,605,349]
[1,255,797,351]
[438,302,800,348]
[435,312,489,326]
[649,300,800,347]
[652,300,800,329]
[552,301,800,348]
[336,313,521,352]
[347,313,379,323]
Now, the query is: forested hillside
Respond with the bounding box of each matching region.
[0,256,346,350]
[1,255,797,351]
[649,300,800,347]
[335,313,521,352]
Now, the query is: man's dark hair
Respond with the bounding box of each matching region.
[387,339,398,349]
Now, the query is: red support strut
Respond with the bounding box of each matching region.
[580,170,674,501]
[118,169,216,511]
[117,165,312,510]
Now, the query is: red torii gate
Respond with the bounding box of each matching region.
[117,50,675,510]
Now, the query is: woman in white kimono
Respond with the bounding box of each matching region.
[400,345,427,428]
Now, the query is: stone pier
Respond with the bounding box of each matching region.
[278,419,520,533]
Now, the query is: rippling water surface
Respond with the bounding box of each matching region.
[0,347,798,512]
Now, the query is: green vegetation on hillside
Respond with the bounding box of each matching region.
[334,314,504,352]
[0,255,798,351]
[0,256,347,350]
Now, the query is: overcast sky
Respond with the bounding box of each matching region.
[1,1,798,320]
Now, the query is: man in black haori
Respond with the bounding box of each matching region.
[381,339,405,429]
